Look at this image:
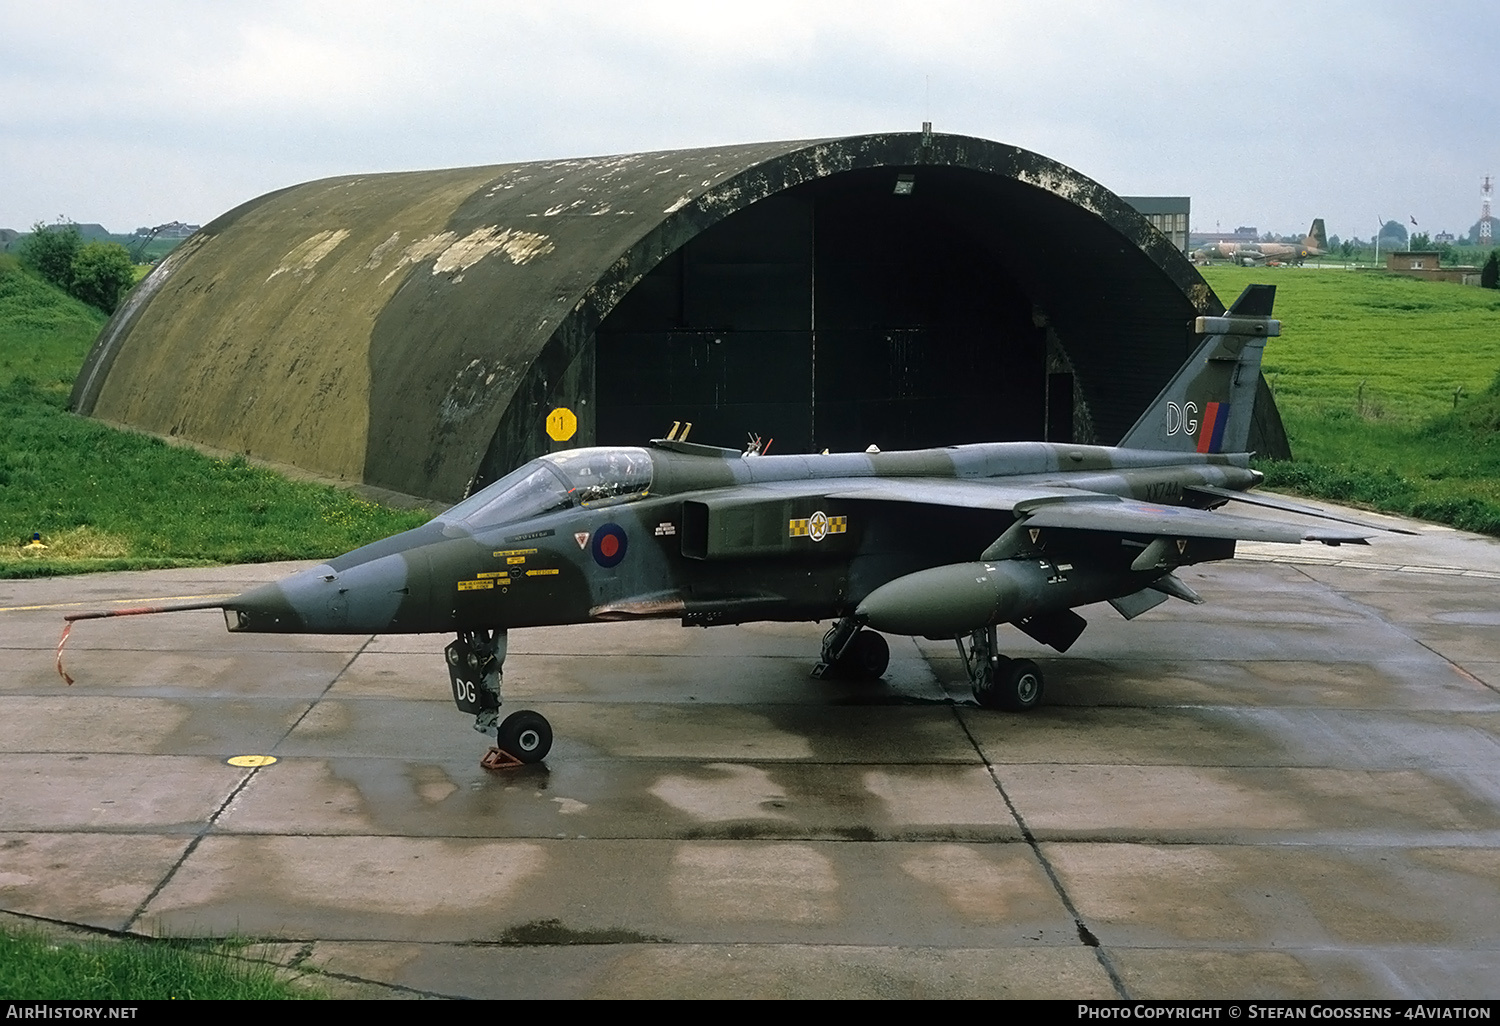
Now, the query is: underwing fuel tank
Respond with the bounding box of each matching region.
[855,559,1133,638]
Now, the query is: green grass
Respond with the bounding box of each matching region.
[1199,265,1500,534]
[1199,265,1500,422]
[0,254,103,388]
[0,258,429,577]
[0,926,318,1000]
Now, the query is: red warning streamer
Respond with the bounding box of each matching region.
[56,599,228,686]
[56,622,74,685]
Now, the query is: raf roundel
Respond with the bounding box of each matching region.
[592,523,629,568]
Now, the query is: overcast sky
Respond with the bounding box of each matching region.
[3,2,1496,242]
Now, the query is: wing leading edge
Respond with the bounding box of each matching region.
[1016,497,1370,545]
[824,478,1100,511]
[826,477,1370,548]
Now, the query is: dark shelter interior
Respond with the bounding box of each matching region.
[596,168,1052,454]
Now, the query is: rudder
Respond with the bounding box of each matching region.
[1305,218,1328,251]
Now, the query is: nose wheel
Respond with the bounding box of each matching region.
[496,709,553,764]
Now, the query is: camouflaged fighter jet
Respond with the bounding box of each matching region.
[66,285,1392,764]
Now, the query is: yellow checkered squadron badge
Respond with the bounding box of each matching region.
[789,510,847,542]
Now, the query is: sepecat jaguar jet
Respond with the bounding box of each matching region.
[66,285,1397,764]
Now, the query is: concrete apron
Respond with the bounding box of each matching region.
[1,510,1498,999]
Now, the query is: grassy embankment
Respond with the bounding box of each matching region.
[1198,265,1500,535]
[0,925,317,1000]
[0,255,428,577]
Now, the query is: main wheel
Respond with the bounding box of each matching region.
[995,658,1044,712]
[971,653,1007,708]
[846,630,890,679]
[496,710,553,764]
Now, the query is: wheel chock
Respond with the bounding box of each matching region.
[480,746,524,770]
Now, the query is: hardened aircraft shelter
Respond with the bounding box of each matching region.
[72,131,1288,502]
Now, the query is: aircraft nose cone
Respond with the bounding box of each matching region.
[226,554,415,634]
[224,579,303,633]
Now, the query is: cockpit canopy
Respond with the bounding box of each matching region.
[440,447,655,530]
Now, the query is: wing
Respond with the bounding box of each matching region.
[827,478,1368,545]
[1184,484,1420,535]
[841,480,1373,646]
[1017,496,1369,545]
[825,477,1100,511]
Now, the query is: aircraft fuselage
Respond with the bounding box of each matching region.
[224,441,1258,637]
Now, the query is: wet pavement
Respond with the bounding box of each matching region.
[2,509,1498,998]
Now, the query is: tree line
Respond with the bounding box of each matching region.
[17,221,137,313]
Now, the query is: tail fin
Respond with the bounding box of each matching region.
[1305,218,1327,251]
[1118,285,1280,454]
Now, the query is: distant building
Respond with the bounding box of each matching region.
[1189,226,1258,248]
[1122,196,1190,252]
[1434,231,1456,244]
[1389,251,1440,271]
[132,222,202,239]
[1384,250,1481,285]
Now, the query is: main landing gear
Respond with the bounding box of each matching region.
[446,628,553,766]
[812,619,891,680]
[959,625,1045,711]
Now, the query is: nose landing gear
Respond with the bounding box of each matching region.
[446,628,553,766]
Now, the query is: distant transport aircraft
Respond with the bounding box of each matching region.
[64,285,1404,765]
[1193,219,1328,266]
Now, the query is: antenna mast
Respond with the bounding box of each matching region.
[1482,176,1493,248]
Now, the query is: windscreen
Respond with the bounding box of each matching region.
[440,447,654,530]
[442,460,574,528]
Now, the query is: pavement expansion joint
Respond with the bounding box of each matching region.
[948,703,1131,999]
[120,640,377,932]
